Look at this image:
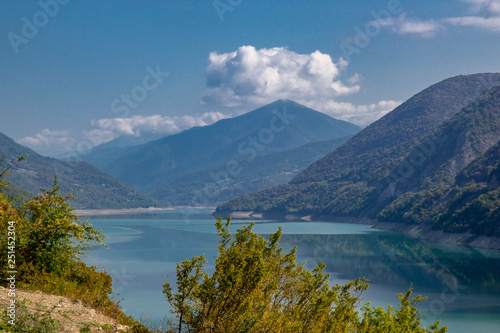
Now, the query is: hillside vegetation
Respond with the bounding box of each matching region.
[378,85,500,235]
[216,73,500,237]
[0,158,147,332]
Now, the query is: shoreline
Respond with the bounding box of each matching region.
[75,206,216,217]
[372,221,500,251]
[217,210,500,251]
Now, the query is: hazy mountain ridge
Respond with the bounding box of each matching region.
[216,73,500,236]
[151,136,353,205]
[81,133,165,169]
[0,132,159,209]
[84,100,361,196]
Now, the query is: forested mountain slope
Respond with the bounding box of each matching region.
[216,73,500,236]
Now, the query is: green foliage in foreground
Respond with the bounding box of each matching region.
[163,217,447,333]
[0,156,148,330]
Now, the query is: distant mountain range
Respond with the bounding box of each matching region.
[0,132,159,209]
[151,136,353,205]
[83,100,361,205]
[216,73,500,237]
[79,132,164,168]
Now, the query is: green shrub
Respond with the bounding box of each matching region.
[163,217,447,332]
[0,156,144,329]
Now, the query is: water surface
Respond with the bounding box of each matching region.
[83,209,500,332]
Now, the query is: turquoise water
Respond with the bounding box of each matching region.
[83,209,500,332]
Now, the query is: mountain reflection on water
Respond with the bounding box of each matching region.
[280,232,500,294]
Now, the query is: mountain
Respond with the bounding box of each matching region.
[0,132,159,209]
[383,83,500,194]
[379,139,500,236]
[216,73,500,236]
[151,136,353,205]
[378,85,500,235]
[79,133,164,168]
[86,100,361,196]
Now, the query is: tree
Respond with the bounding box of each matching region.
[0,156,106,282]
[0,156,149,331]
[0,156,134,324]
[163,217,447,332]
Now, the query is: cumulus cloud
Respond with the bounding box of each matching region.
[201,45,401,126]
[202,46,360,109]
[80,112,229,156]
[446,0,500,32]
[373,13,444,37]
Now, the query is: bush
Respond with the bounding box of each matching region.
[163,217,447,332]
[0,156,144,328]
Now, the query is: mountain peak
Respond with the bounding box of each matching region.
[268,99,303,108]
[84,100,361,195]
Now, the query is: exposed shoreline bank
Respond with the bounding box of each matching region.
[217,210,500,250]
[372,221,500,251]
[75,206,215,217]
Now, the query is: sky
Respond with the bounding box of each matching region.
[1,0,500,158]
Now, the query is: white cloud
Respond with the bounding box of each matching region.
[463,0,500,15]
[90,112,229,138]
[446,15,500,31]
[18,129,75,147]
[81,129,117,147]
[305,99,402,127]
[202,45,360,109]
[446,0,500,31]
[17,129,77,157]
[201,45,401,126]
[373,1,500,36]
[374,13,444,38]
[82,112,229,156]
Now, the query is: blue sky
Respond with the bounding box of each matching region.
[1,0,500,157]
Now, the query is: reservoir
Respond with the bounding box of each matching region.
[83,209,500,332]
